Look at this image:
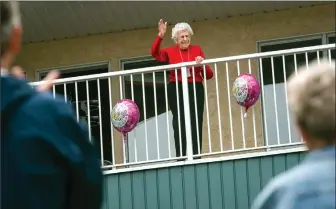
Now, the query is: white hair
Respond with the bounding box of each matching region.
[171,22,194,41]
[287,58,335,142]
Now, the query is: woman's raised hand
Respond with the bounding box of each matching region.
[158,19,167,38]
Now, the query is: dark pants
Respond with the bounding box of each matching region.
[168,82,204,158]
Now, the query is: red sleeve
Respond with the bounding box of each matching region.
[151,36,168,62]
[199,47,214,80]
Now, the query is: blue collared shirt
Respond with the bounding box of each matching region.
[251,146,336,209]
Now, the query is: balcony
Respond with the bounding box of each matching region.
[29,44,335,208]
[30,43,334,166]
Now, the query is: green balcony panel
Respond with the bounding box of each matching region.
[102,151,306,209]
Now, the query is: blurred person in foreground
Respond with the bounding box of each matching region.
[1,2,103,209]
[251,59,335,209]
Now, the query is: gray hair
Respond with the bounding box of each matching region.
[171,22,194,41]
[287,59,335,142]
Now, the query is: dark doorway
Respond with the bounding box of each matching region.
[40,65,113,163]
[122,59,169,123]
[258,38,323,146]
[260,38,323,85]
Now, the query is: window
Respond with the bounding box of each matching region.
[260,38,323,85]
[258,32,334,147]
[37,63,113,163]
[122,59,169,123]
[121,58,176,163]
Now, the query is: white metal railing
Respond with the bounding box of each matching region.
[30,44,335,171]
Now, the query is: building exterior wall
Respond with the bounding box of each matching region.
[101,151,307,209]
[17,4,335,163]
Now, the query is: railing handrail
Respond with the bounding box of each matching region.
[30,44,335,86]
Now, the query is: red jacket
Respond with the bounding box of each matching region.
[151,36,214,83]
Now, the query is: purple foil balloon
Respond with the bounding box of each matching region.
[111,99,140,136]
[232,73,261,117]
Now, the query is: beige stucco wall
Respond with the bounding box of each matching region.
[16,4,335,164]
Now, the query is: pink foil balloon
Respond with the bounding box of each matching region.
[111,99,140,139]
[232,73,261,117]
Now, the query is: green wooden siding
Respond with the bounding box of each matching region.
[102,151,306,209]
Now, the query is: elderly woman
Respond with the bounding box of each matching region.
[151,19,213,159]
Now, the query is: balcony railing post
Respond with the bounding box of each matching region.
[180,66,194,161]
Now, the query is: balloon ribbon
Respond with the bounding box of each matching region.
[244,106,249,118]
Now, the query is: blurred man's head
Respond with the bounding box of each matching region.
[287,59,335,150]
[1,1,22,69]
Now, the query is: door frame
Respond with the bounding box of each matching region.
[119,55,174,163]
[119,55,155,98]
[35,60,111,81]
[256,32,331,148]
